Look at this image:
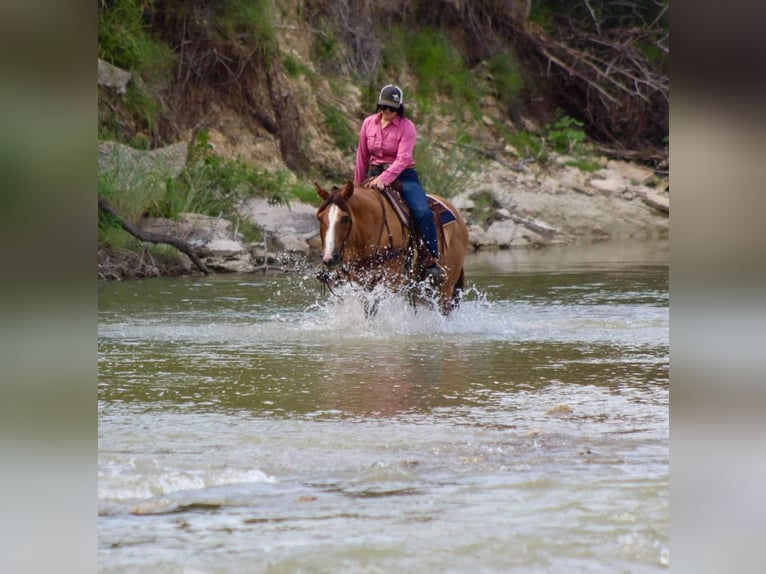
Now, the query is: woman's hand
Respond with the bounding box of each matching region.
[367,176,385,190]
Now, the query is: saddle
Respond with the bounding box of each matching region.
[373,180,458,230]
[370,180,457,278]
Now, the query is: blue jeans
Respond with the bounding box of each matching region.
[369,167,439,258]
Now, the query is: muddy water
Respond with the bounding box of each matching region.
[98,240,669,572]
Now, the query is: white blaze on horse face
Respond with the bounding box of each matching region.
[322,204,342,263]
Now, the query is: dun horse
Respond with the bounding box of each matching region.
[314,181,469,315]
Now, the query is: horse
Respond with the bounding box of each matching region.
[314,180,469,315]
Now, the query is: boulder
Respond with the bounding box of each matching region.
[606,160,655,185]
[98,59,131,94]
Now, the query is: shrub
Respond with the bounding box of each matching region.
[485,51,525,115]
[548,115,587,154]
[415,134,480,199]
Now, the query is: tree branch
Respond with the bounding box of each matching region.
[98,194,211,274]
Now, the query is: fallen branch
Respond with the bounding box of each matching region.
[98,195,211,274]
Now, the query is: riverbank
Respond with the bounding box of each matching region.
[97,141,668,280]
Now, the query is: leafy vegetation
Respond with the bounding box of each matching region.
[212,0,278,62]
[467,189,501,227]
[319,100,357,155]
[415,134,481,199]
[98,0,668,276]
[98,130,315,249]
[485,51,525,116]
[547,115,587,155]
[404,28,482,116]
[97,0,174,76]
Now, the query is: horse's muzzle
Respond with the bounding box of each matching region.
[322,251,342,268]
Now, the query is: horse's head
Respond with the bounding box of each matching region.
[315,181,355,268]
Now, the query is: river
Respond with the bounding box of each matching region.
[98,240,669,573]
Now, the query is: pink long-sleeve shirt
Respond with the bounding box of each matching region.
[353,112,417,186]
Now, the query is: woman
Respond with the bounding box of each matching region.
[353,84,444,283]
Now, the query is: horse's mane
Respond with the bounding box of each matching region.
[317,187,353,214]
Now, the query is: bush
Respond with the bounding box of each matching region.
[485,51,525,115]
[548,115,587,154]
[98,0,174,77]
[415,134,480,199]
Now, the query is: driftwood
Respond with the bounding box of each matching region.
[98,195,211,274]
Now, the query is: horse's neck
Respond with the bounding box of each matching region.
[349,188,405,253]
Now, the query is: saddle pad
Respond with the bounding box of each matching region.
[379,188,457,227]
[427,195,457,226]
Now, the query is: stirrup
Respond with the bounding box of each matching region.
[421,254,445,284]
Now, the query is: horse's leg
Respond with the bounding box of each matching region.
[438,267,465,316]
[364,295,380,318]
[451,267,465,309]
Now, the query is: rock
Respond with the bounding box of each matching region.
[240,198,320,253]
[486,220,518,247]
[546,403,573,415]
[467,224,493,248]
[641,191,670,213]
[207,258,257,273]
[557,165,588,191]
[141,213,234,246]
[588,171,626,194]
[198,238,246,257]
[493,208,512,221]
[450,193,475,212]
[98,59,131,94]
[606,160,655,185]
[140,213,256,272]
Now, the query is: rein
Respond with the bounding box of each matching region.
[317,185,411,296]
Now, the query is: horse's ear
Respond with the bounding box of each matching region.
[314,181,329,200]
[342,181,355,200]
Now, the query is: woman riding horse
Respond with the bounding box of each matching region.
[354,84,444,283]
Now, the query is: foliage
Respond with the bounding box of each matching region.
[485,51,525,115]
[163,130,293,219]
[212,0,278,62]
[501,113,593,165]
[98,0,174,79]
[565,158,601,173]
[98,131,316,249]
[502,128,547,163]
[415,134,481,199]
[313,32,342,68]
[467,189,500,227]
[282,53,312,78]
[319,101,357,155]
[547,114,587,154]
[404,28,482,114]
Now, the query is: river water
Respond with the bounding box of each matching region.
[98,240,669,573]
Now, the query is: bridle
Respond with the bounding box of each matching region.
[316,186,410,296]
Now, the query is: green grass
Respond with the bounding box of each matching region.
[213,0,278,61]
[98,131,319,250]
[404,27,483,117]
[415,134,481,199]
[503,128,547,162]
[468,189,500,227]
[98,0,174,77]
[319,102,357,155]
[547,114,587,154]
[565,158,601,172]
[485,51,525,115]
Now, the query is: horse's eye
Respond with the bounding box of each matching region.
[340,215,350,224]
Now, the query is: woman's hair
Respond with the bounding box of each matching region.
[376,104,405,117]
